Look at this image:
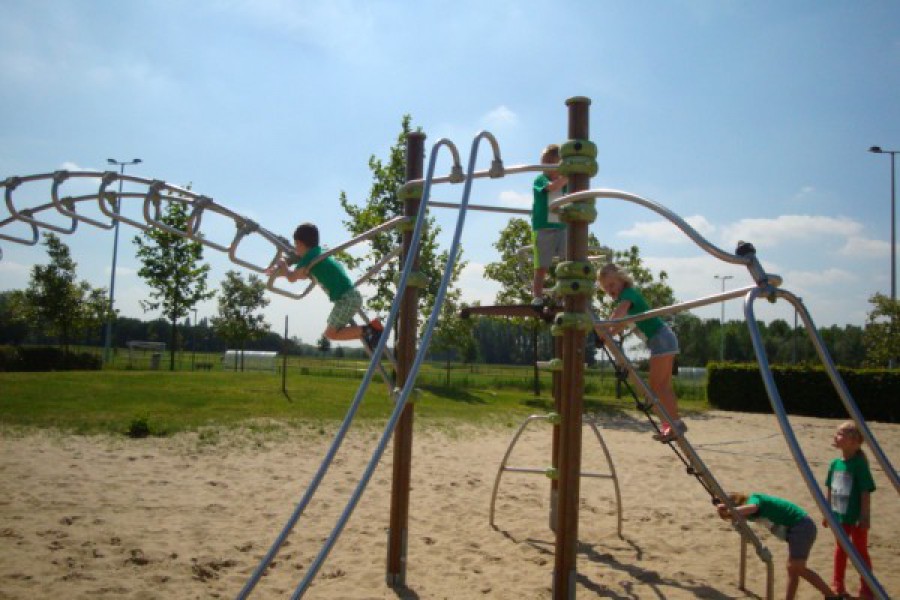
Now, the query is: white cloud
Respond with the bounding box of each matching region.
[838,236,890,258]
[618,215,715,244]
[457,261,501,306]
[782,268,856,289]
[497,190,530,208]
[480,105,519,129]
[720,215,862,248]
[791,186,817,203]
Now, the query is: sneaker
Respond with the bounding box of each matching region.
[653,419,688,442]
[531,296,545,310]
[363,319,383,352]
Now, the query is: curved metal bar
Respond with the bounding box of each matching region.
[744,288,889,600]
[551,189,755,267]
[353,246,400,288]
[428,199,530,216]
[289,132,489,598]
[0,215,40,245]
[585,418,624,539]
[4,177,78,234]
[397,162,551,196]
[227,219,266,274]
[236,137,453,599]
[777,289,899,494]
[303,215,410,271]
[97,173,150,232]
[142,181,195,238]
[489,414,549,527]
[50,171,115,230]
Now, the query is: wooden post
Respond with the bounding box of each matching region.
[549,335,562,531]
[552,97,591,599]
[386,131,425,587]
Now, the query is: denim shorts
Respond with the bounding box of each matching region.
[786,516,817,560]
[647,325,680,357]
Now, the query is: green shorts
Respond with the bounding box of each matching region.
[327,289,362,330]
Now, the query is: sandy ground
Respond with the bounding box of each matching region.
[0,411,897,600]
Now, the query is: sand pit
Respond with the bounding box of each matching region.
[1,411,897,599]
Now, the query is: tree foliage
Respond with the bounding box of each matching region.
[338,114,466,329]
[863,292,900,367]
[21,233,110,350]
[211,270,271,369]
[133,199,214,369]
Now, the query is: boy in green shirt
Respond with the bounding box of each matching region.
[268,223,382,350]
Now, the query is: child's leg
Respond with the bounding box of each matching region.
[833,526,849,594]
[788,558,834,599]
[324,290,364,341]
[649,354,680,422]
[848,525,873,599]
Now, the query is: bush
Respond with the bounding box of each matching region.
[0,346,101,372]
[708,363,900,423]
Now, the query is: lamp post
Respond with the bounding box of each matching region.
[103,158,142,366]
[868,146,897,304]
[714,274,734,361]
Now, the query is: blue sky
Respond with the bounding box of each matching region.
[1,1,899,347]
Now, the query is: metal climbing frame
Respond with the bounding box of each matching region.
[489,412,623,539]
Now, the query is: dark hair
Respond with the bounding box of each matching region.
[293,222,319,247]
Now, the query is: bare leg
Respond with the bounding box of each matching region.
[788,558,834,599]
[325,325,365,342]
[649,354,680,422]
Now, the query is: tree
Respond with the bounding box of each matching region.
[338,114,466,329]
[0,290,30,345]
[429,287,475,385]
[22,233,111,350]
[317,334,331,356]
[211,270,271,371]
[862,292,900,368]
[483,218,533,304]
[134,199,215,370]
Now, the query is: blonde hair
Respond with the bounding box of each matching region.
[837,421,868,461]
[541,144,560,164]
[598,263,634,288]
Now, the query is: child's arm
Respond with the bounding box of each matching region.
[546,174,569,192]
[265,259,309,283]
[716,502,759,521]
[859,491,871,529]
[823,487,832,528]
[600,301,632,336]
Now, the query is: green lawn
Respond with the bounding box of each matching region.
[0,365,709,436]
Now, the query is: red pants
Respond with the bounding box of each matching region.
[832,523,873,599]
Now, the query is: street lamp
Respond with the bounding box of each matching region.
[103,157,142,366]
[868,146,897,304]
[714,274,734,361]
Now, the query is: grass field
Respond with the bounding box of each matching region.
[0,358,709,436]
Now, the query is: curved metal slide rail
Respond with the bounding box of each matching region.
[286,132,493,599]
[235,137,463,598]
[744,287,892,600]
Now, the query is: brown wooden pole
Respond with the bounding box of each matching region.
[552,97,591,599]
[386,131,425,587]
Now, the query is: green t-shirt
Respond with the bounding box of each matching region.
[616,287,664,339]
[293,245,353,302]
[531,174,566,231]
[826,452,876,525]
[747,493,807,540]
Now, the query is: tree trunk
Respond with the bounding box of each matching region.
[169,316,177,371]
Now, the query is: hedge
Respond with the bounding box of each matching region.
[708,363,899,423]
[0,345,102,372]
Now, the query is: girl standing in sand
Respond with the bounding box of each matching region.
[595,263,684,441]
[824,421,876,600]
